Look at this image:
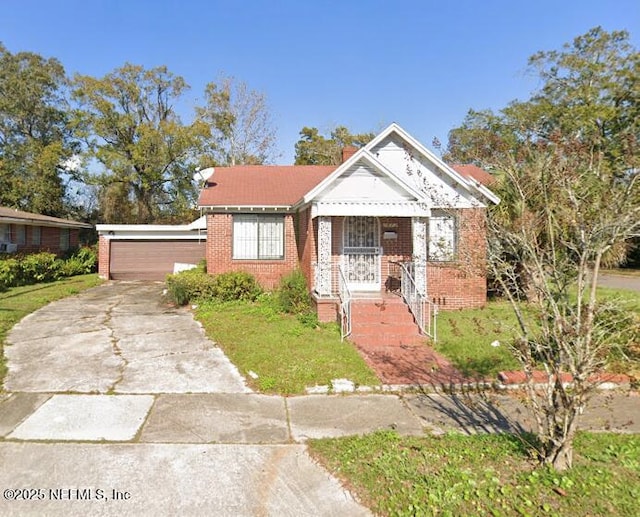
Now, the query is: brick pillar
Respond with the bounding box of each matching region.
[98,235,111,279]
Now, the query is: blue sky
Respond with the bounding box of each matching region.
[2,0,638,163]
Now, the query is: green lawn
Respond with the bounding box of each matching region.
[195,299,379,394]
[434,287,640,379]
[435,301,521,377]
[308,430,640,516]
[0,274,103,386]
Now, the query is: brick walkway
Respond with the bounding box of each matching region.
[354,341,470,388]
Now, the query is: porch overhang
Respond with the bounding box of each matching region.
[310,201,430,218]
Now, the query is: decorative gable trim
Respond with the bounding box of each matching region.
[365,123,500,206]
[298,148,428,209]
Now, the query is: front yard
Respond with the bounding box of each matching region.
[434,286,640,379]
[195,298,379,394]
[191,285,640,393]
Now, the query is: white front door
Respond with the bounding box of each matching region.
[343,216,381,291]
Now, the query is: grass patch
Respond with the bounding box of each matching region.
[434,301,521,377]
[308,430,640,516]
[0,274,103,387]
[435,287,640,378]
[195,298,379,394]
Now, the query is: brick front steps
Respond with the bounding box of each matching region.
[348,296,469,387]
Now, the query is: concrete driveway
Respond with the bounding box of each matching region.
[4,282,249,393]
[1,282,373,515]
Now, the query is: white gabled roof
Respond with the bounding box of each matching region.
[298,123,498,210]
[366,123,500,205]
[300,147,428,207]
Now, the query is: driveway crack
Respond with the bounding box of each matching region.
[104,298,127,393]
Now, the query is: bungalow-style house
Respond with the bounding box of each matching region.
[197,123,499,334]
[0,206,92,254]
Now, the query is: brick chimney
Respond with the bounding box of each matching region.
[341,146,358,163]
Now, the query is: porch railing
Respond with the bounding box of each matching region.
[337,264,352,341]
[391,261,438,341]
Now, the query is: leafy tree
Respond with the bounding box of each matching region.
[294,125,374,165]
[196,76,277,166]
[0,43,78,217]
[73,64,207,223]
[447,27,639,471]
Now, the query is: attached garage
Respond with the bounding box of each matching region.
[97,218,207,281]
[109,240,206,281]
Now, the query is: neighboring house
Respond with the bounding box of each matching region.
[0,206,92,255]
[197,123,499,323]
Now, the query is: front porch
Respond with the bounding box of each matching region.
[312,216,427,297]
[309,215,437,342]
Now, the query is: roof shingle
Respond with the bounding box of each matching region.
[197,165,336,207]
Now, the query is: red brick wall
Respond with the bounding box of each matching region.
[205,212,300,290]
[8,225,80,255]
[203,209,488,308]
[98,235,111,279]
[426,208,487,310]
[379,217,412,289]
[312,297,338,323]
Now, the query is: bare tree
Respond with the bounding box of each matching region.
[488,139,639,470]
[197,76,277,166]
[447,28,640,470]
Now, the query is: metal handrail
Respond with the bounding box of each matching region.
[390,261,438,341]
[337,264,352,341]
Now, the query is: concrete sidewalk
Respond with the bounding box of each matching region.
[1,391,639,516]
[3,391,639,444]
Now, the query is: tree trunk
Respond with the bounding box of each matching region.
[549,441,574,471]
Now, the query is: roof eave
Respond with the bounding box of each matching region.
[198,205,294,212]
[0,216,92,229]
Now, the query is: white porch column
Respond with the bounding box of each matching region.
[316,216,332,296]
[412,217,427,295]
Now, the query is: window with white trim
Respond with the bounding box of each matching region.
[233,214,284,260]
[428,212,456,261]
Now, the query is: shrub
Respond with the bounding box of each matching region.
[59,247,98,276]
[165,269,217,305]
[276,269,312,315]
[211,271,261,302]
[19,252,62,283]
[0,257,21,291]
